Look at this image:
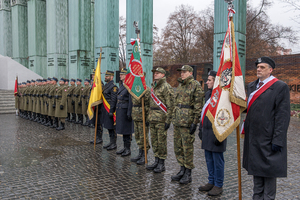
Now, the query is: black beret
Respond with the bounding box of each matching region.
[255,56,275,69]
[70,79,76,82]
[77,78,82,82]
[60,77,65,82]
[84,78,90,83]
[52,77,58,82]
[47,77,52,81]
[208,70,217,77]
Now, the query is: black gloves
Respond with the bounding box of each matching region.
[52,104,56,108]
[198,128,202,140]
[71,100,75,105]
[189,123,197,135]
[60,105,64,110]
[214,139,222,146]
[78,101,82,106]
[27,100,29,104]
[127,115,132,121]
[272,144,282,152]
[109,112,113,118]
[164,123,170,130]
[146,121,149,127]
[86,102,88,106]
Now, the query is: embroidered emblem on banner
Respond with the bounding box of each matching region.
[135,85,141,93]
[216,109,231,126]
[210,90,219,108]
[220,68,232,87]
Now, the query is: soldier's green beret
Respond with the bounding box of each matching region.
[177,65,193,72]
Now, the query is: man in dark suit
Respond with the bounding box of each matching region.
[102,70,118,150]
[115,68,134,157]
[243,57,290,200]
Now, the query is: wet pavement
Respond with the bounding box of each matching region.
[0,114,299,199]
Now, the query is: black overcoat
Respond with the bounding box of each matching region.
[101,80,118,130]
[200,89,227,152]
[243,79,290,177]
[116,83,134,135]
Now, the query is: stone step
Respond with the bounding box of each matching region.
[0,106,15,110]
[0,110,15,114]
[0,102,15,106]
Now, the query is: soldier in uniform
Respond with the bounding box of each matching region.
[147,67,174,173]
[130,77,151,165]
[102,70,118,150]
[55,78,68,130]
[115,68,133,157]
[42,77,52,125]
[171,65,204,184]
[48,77,59,128]
[31,80,38,121]
[23,80,31,119]
[74,79,83,124]
[27,80,35,120]
[38,79,47,123]
[34,79,42,122]
[81,79,91,126]
[67,79,76,122]
[19,82,26,117]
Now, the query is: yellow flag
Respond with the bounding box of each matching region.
[87,54,103,120]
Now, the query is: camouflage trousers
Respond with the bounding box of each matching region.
[174,125,195,169]
[150,123,167,159]
[134,121,150,151]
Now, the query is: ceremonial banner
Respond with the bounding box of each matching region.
[14,76,18,96]
[87,55,103,120]
[124,39,147,100]
[206,10,247,142]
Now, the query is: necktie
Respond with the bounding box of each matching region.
[258,82,264,89]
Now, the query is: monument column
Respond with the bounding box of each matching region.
[27,0,46,77]
[94,0,119,81]
[0,0,12,57]
[11,0,28,68]
[46,0,68,78]
[68,0,91,81]
[213,0,246,77]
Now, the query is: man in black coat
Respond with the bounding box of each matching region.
[243,57,290,200]
[198,70,227,196]
[115,68,134,157]
[102,70,118,150]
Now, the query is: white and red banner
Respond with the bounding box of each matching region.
[206,9,247,142]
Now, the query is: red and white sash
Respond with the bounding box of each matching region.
[241,76,278,134]
[151,88,167,113]
[200,98,211,126]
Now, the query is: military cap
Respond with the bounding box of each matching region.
[27,80,31,83]
[91,69,95,75]
[22,82,26,84]
[70,78,76,82]
[177,65,193,72]
[37,79,42,82]
[77,78,82,82]
[52,77,58,82]
[60,77,65,82]
[208,70,217,77]
[65,78,69,82]
[42,79,47,82]
[47,77,52,81]
[255,56,275,69]
[151,67,166,74]
[105,70,114,76]
[84,78,90,83]
[31,79,36,82]
[120,68,127,75]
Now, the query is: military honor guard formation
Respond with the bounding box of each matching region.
[13,55,290,199]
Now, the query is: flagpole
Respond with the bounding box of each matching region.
[94,106,98,149]
[236,125,242,200]
[133,21,147,164]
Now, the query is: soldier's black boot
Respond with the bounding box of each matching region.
[56,122,65,131]
[179,168,192,184]
[131,149,143,162]
[154,159,165,173]
[30,113,35,121]
[116,142,126,155]
[146,157,159,170]
[171,166,186,181]
[24,111,28,119]
[90,131,103,144]
[75,114,82,124]
[121,142,131,157]
[50,119,55,128]
[71,113,76,123]
[34,114,39,122]
[83,115,89,126]
[53,118,58,128]
[42,116,48,125]
[45,117,52,126]
[106,137,117,150]
[136,150,147,165]
[38,115,44,123]
[103,136,113,149]
[66,113,70,122]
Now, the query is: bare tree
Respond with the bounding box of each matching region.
[119,16,126,69]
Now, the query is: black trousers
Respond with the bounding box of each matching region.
[123,135,131,144]
[253,176,276,200]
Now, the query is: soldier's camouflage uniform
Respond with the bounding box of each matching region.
[132,87,150,151]
[149,77,174,159]
[172,75,204,169]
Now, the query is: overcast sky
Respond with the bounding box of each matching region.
[119,0,300,53]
